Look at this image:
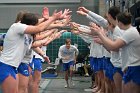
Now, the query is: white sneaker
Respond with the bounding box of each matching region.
[70,80,75,86]
[64,84,69,88]
[84,73,89,77]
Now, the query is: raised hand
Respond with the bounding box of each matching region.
[69,22,80,34]
[93,37,103,45]
[42,7,49,20]
[51,10,62,20]
[60,9,72,19]
[43,55,51,64]
[69,22,80,29]
[59,15,71,27]
[78,7,89,13]
[90,22,105,36]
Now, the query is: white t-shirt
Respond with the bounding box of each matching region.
[0,23,28,68]
[102,31,111,58]
[21,34,33,64]
[110,26,123,67]
[22,49,33,64]
[58,45,79,63]
[120,26,140,71]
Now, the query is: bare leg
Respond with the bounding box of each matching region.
[28,66,33,93]
[2,75,18,93]
[83,65,89,76]
[31,70,41,93]
[100,70,105,93]
[64,70,69,87]
[111,81,115,93]
[122,80,140,93]
[113,72,122,93]
[18,73,29,93]
[69,66,73,81]
[94,73,97,88]
[104,75,110,93]
[93,71,101,92]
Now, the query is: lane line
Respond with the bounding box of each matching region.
[39,79,51,93]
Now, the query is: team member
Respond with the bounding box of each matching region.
[58,39,79,88]
[90,12,140,93]
[0,9,61,93]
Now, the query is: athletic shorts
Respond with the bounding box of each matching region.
[97,57,104,71]
[123,66,140,85]
[29,60,34,70]
[103,57,111,70]
[32,58,42,72]
[93,58,98,72]
[0,62,18,84]
[63,61,74,71]
[113,67,123,77]
[89,57,97,71]
[18,63,30,77]
[104,59,114,81]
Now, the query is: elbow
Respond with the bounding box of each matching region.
[31,42,42,48]
[108,46,119,51]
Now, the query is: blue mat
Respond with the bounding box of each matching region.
[42,74,57,79]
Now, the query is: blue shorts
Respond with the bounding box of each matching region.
[103,57,109,70]
[89,57,97,70]
[29,59,34,70]
[113,67,123,77]
[97,57,104,71]
[92,57,98,72]
[123,66,140,85]
[0,62,18,84]
[63,61,74,71]
[18,63,30,77]
[32,58,42,71]
[104,59,114,81]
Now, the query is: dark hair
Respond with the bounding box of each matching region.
[15,10,29,23]
[117,12,132,25]
[65,38,71,44]
[108,6,120,20]
[20,13,38,25]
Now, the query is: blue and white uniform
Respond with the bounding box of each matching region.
[87,10,123,79]
[58,45,79,71]
[0,22,28,83]
[110,26,123,77]
[119,26,140,85]
[18,34,33,77]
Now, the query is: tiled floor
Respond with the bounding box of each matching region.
[39,75,92,93]
[0,74,92,93]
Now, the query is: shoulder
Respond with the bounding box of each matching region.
[11,23,28,34]
[71,45,77,49]
[124,27,138,35]
[114,26,123,36]
[59,45,65,49]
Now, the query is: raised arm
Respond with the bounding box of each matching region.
[77,7,108,28]
[24,10,62,34]
[34,29,55,40]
